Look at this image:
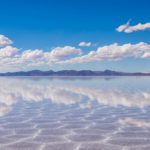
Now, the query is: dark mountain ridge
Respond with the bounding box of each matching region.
[0,70,150,76]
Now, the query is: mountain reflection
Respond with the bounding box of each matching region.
[0,77,150,117]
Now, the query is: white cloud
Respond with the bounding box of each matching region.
[142,52,150,58]
[0,34,13,46]
[60,42,150,64]
[48,46,82,60]
[116,20,130,32]
[0,34,150,71]
[116,20,150,33]
[21,49,44,60]
[79,42,92,47]
[0,44,82,71]
[0,42,150,71]
[0,46,18,58]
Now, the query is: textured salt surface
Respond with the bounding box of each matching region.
[0,77,150,150]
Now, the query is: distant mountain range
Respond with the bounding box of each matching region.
[0,70,150,76]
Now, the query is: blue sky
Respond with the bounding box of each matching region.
[0,0,150,72]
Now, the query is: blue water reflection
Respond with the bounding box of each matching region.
[0,77,150,150]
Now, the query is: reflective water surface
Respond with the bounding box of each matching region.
[0,77,150,150]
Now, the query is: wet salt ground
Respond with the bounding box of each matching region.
[0,77,150,150]
[0,102,150,150]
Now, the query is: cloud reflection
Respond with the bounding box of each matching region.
[118,117,150,128]
[0,77,150,117]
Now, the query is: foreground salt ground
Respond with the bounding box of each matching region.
[0,77,150,150]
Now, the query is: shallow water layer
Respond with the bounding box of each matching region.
[0,77,150,150]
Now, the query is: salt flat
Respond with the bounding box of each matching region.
[0,77,150,150]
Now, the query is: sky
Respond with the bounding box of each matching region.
[0,0,150,72]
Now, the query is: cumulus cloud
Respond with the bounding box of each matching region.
[0,34,13,46]
[79,42,92,47]
[21,49,44,60]
[116,20,150,33]
[48,46,82,60]
[1,41,150,71]
[0,44,82,71]
[21,46,82,63]
[60,42,150,64]
[0,46,19,58]
[0,34,150,71]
